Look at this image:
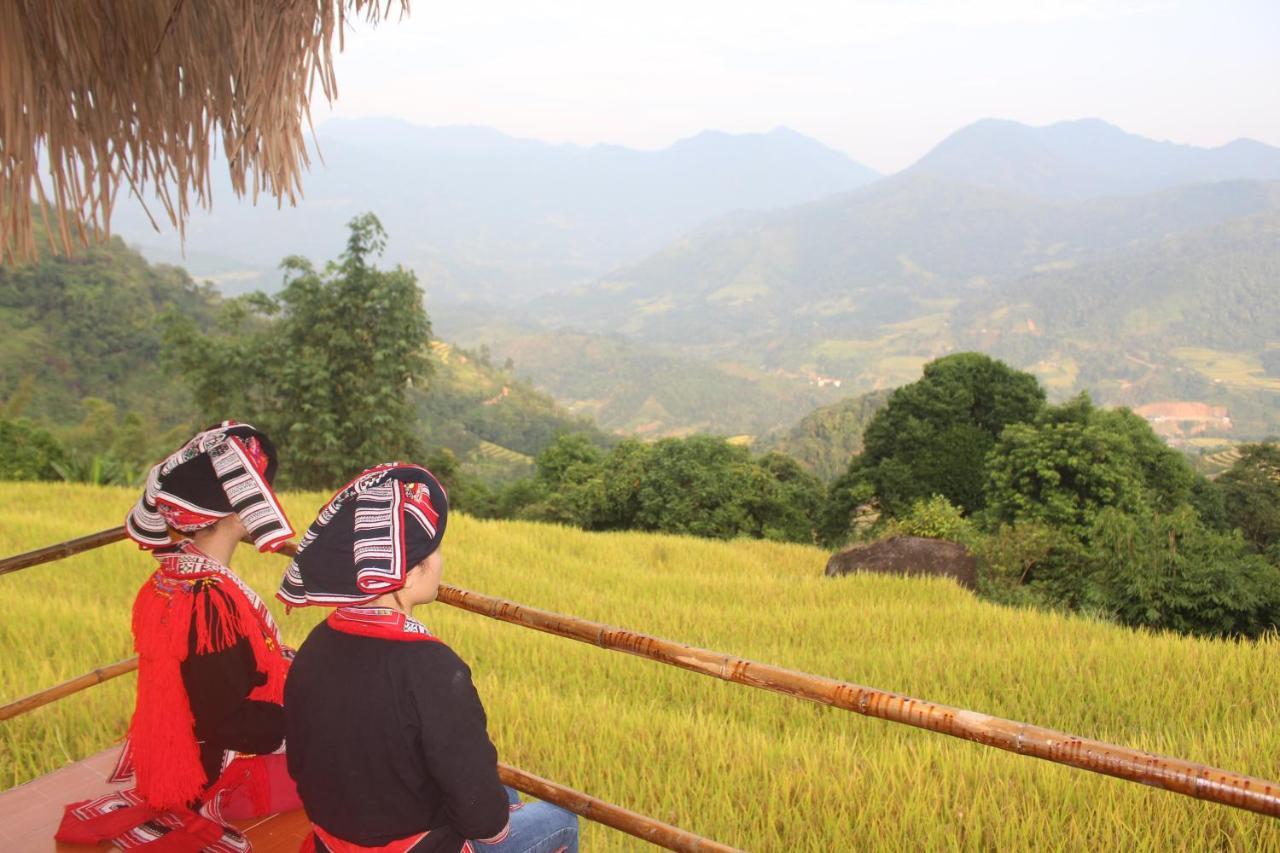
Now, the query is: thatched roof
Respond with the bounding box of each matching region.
[0,0,406,262]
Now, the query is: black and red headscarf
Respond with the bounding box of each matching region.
[277,463,448,608]
[126,421,294,553]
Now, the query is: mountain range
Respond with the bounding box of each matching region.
[110,120,879,301]
[906,118,1280,202]
[111,116,1280,441]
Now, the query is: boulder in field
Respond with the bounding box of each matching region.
[825,536,976,590]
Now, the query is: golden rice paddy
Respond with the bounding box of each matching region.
[2,483,1279,850]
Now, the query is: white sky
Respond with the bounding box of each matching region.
[321,0,1280,173]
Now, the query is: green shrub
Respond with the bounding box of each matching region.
[0,418,67,481]
[893,494,978,548]
[1083,506,1280,638]
[973,522,1062,606]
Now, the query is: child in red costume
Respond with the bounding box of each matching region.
[57,422,301,852]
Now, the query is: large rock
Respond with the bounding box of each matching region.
[825,536,976,590]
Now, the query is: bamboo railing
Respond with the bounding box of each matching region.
[498,764,736,852]
[0,526,127,576]
[0,657,138,722]
[4,528,1280,824]
[0,530,739,852]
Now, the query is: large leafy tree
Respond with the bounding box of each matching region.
[170,214,431,489]
[984,394,1196,532]
[0,418,67,480]
[825,353,1044,536]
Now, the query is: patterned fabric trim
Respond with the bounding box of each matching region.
[326,606,442,643]
[160,540,286,648]
[58,789,250,852]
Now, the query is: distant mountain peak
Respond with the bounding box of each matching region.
[906,117,1280,201]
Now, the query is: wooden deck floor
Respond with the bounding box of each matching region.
[0,747,311,852]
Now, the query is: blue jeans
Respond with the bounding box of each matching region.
[473,787,579,853]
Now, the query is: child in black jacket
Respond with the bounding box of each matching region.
[280,463,578,853]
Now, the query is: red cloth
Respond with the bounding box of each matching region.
[56,749,300,851]
[305,825,432,853]
[118,541,291,810]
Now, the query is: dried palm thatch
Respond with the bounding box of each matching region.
[0,0,407,262]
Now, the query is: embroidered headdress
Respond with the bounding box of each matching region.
[278,462,448,608]
[126,421,294,553]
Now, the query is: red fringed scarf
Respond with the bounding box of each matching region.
[115,541,290,811]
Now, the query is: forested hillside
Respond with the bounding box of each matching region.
[524,177,1280,436]
[0,229,604,484]
[758,390,890,480]
[0,225,216,432]
[536,177,1280,350]
[440,318,843,436]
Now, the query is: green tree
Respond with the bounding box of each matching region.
[893,494,978,548]
[752,452,825,543]
[816,465,877,547]
[1215,442,1280,557]
[169,214,431,489]
[985,394,1198,533]
[1091,406,1195,512]
[822,353,1044,541]
[1085,506,1280,638]
[549,436,821,543]
[986,395,1143,531]
[535,433,604,489]
[0,418,67,480]
[858,353,1044,516]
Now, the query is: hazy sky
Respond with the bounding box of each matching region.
[323,0,1279,173]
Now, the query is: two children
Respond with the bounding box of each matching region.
[59,428,578,853]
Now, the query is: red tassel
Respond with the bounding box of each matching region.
[127,580,207,810]
[192,584,247,654]
[123,569,291,812]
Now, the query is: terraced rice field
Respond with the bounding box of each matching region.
[474,440,534,465]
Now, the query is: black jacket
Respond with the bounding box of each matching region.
[180,585,285,787]
[284,622,509,852]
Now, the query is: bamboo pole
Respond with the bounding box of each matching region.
[0,656,737,851]
[499,763,741,853]
[0,658,138,721]
[436,585,1280,819]
[0,526,128,577]
[5,530,1280,818]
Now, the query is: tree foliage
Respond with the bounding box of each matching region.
[857,353,1045,516]
[500,434,825,544]
[891,494,978,549]
[1215,442,1280,557]
[820,353,1043,544]
[1084,506,1280,638]
[984,395,1195,532]
[0,418,67,480]
[169,214,432,489]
